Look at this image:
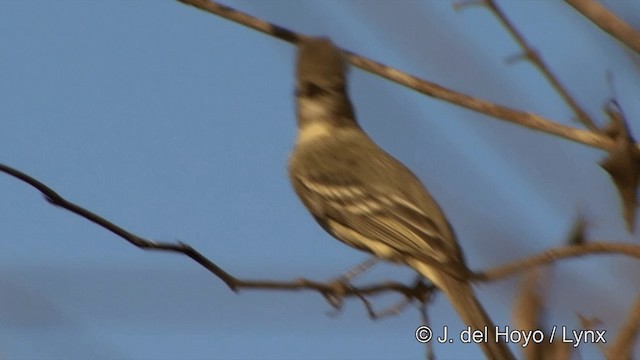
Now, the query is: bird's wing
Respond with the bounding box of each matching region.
[292,173,467,277]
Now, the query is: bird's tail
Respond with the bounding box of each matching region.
[411,261,515,360]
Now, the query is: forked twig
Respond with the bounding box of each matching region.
[481,0,598,131]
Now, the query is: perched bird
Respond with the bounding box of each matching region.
[288,37,514,360]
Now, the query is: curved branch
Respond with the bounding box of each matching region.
[475,242,640,281]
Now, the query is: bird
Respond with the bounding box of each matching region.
[287,37,514,360]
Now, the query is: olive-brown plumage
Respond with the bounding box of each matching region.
[288,37,514,360]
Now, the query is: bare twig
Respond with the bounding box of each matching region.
[360,277,434,320]
[353,287,423,320]
[417,299,436,360]
[0,163,243,288]
[475,242,640,281]
[337,257,380,282]
[0,163,424,302]
[482,0,598,131]
[177,0,627,153]
[565,0,640,55]
[177,0,301,44]
[4,161,640,299]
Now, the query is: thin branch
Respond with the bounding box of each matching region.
[565,0,640,55]
[0,163,245,289]
[352,281,427,320]
[417,298,436,360]
[177,0,301,44]
[0,163,427,302]
[344,52,614,150]
[4,161,640,295]
[482,0,598,131]
[177,0,626,153]
[475,242,640,281]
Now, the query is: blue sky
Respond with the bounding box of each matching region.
[1,1,639,359]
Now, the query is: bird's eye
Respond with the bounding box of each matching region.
[296,82,328,98]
